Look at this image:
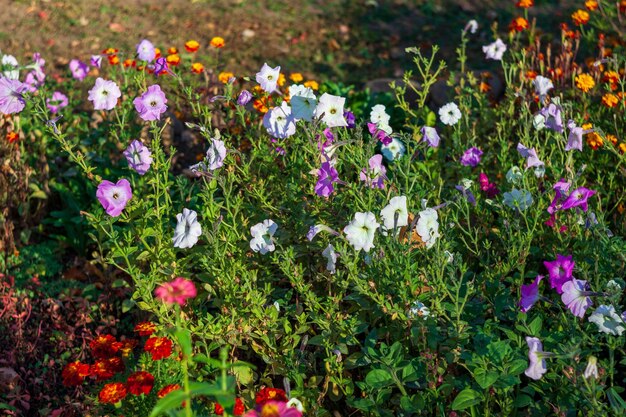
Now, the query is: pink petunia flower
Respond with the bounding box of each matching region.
[88,78,121,111]
[543,254,574,294]
[561,278,593,318]
[133,85,168,121]
[96,179,132,217]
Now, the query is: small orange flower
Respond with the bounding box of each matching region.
[509,16,529,32]
[185,40,200,53]
[516,0,533,7]
[123,58,136,68]
[255,387,288,405]
[303,80,319,90]
[575,73,595,92]
[166,54,181,66]
[620,143,626,153]
[290,73,303,83]
[621,1,626,13]
[277,73,286,87]
[218,71,234,84]
[168,47,178,55]
[602,93,619,108]
[6,132,18,143]
[210,36,225,48]
[102,47,119,55]
[119,339,138,356]
[525,70,537,80]
[154,48,162,59]
[479,81,491,93]
[586,132,603,150]
[253,98,268,113]
[144,337,173,360]
[90,357,125,381]
[585,0,598,11]
[572,10,590,26]
[62,361,90,387]
[191,62,205,74]
[606,134,618,145]
[126,371,155,396]
[108,55,120,65]
[603,71,620,90]
[134,321,156,336]
[99,382,127,404]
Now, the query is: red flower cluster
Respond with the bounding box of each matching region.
[134,321,157,336]
[255,387,288,405]
[144,336,173,360]
[126,371,155,395]
[61,361,90,386]
[215,398,246,416]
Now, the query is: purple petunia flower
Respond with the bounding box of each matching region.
[367,122,392,145]
[96,179,132,217]
[88,78,121,111]
[455,184,476,205]
[561,187,596,212]
[0,77,27,115]
[315,157,339,197]
[543,254,574,294]
[123,140,153,175]
[133,85,168,121]
[46,91,69,114]
[421,126,441,148]
[460,147,483,167]
[136,39,156,62]
[517,143,544,169]
[237,90,252,106]
[344,110,356,128]
[91,55,103,69]
[69,59,89,81]
[360,154,386,189]
[547,179,571,214]
[519,275,543,313]
[152,57,171,76]
[539,103,563,133]
[561,278,593,318]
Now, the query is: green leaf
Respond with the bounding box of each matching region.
[528,316,542,335]
[513,394,533,408]
[365,368,394,389]
[508,359,528,376]
[607,387,626,413]
[451,388,482,410]
[149,390,187,417]
[473,368,499,389]
[122,299,135,313]
[175,329,192,358]
[426,110,437,126]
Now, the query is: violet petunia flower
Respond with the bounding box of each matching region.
[69,59,89,81]
[543,254,574,294]
[237,90,252,106]
[561,187,596,212]
[421,126,440,147]
[547,179,571,214]
[46,91,69,114]
[91,55,103,69]
[133,85,168,121]
[360,154,387,189]
[206,138,227,170]
[152,57,171,76]
[136,39,156,62]
[123,140,153,175]
[0,77,27,114]
[517,143,544,169]
[96,179,132,217]
[561,278,593,318]
[88,78,121,111]
[460,147,483,167]
[539,103,563,133]
[315,158,339,197]
[519,275,543,313]
[455,184,476,205]
[524,337,549,380]
[367,122,392,145]
[344,110,356,128]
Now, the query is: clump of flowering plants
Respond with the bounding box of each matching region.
[3,3,626,415]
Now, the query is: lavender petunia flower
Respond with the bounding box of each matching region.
[237,90,252,106]
[517,143,544,169]
[539,103,564,133]
[322,244,338,273]
[96,179,132,217]
[460,147,483,167]
[0,77,27,114]
[88,78,121,111]
[421,126,440,147]
[561,187,596,212]
[133,85,168,121]
[306,224,339,241]
[256,63,280,93]
[544,254,574,294]
[46,91,69,114]
[519,275,543,313]
[565,120,593,152]
[123,140,153,175]
[69,59,89,81]
[561,278,593,318]
[206,138,227,170]
[533,76,554,102]
[360,154,386,189]
[91,55,102,69]
[525,337,549,380]
[136,39,156,62]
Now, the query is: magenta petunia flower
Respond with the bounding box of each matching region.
[421,126,440,147]
[315,159,339,197]
[561,278,593,318]
[519,275,543,313]
[123,140,153,175]
[96,179,132,217]
[136,39,156,62]
[69,59,89,81]
[244,401,302,417]
[516,143,544,169]
[478,173,499,198]
[0,77,27,114]
[46,91,69,114]
[360,154,386,189]
[543,254,574,294]
[561,187,596,212]
[154,277,197,306]
[133,85,168,121]
[367,122,392,145]
[547,179,571,214]
[460,147,483,167]
[88,78,121,111]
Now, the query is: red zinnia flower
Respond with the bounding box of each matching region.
[144,337,173,360]
[91,357,125,381]
[134,321,156,336]
[90,335,120,359]
[255,387,288,405]
[99,382,127,404]
[61,361,90,386]
[126,371,155,396]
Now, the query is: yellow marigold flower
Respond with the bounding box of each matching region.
[191,62,204,74]
[253,98,268,114]
[185,40,200,53]
[168,47,178,55]
[304,80,319,90]
[252,85,264,94]
[572,10,590,26]
[575,73,595,92]
[166,54,180,66]
[277,73,286,87]
[585,0,598,11]
[602,93,619,108]
[603,70,620,90]
[210,36,225,48]
[154,48,162,59]
[516,0,533,7]
[606,134,618,145]
[290,73,304,83]
[620,143,626,154]
[586,131,603,150]
[509,17,529,32]
[218,71,234,84]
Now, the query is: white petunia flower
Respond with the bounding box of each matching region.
[289,84,317,121]
[380,196,408,234]
[381,137,405,161]
[482,38,507,60]
[583,356,599,380]
[588,305,625,336]
[438,102,461,126]
[343,212,380,252]
[315,93,347,127]
[263,101,296,139]
[533,75,554,100]
[287,398,305,412]
[173,208,203,249]
[206,138,227,170]
[322,244,338,274]
[256,63,281,93]
[464,20,478,34]
[409,301,430,319]
[1,55,19,80]
[416,208,440,249]
[370,104,391,126]
[250,219,278,255]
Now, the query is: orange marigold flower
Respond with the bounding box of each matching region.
[108,55,120,65]
[91,357,125,381]
[168,47,178,55]
[479,81,491,93]
[255,387,288,405]
[218,71,234,84]
[606,134,618,145]
[516,0,533,7]
[191,62,204,74]
[620,143,626,153]
[166,54,180,66]
[303,80,319,90]
[586,132,603,150]
[154,48,162,59]
[123,58,136,68]
[185,40,200,53]
[253,98,268,114]
[62,361,90,387]
[99,382,127,404]
[157,384,182,398]
[215,398,245,416]
[575,73,595,92]
[210,36,225,48]
[126,371,155,396]
[603,70,620,90]
[277,73,286,87]
[134,321,156,336]
[289,73,303,83]
[572,10,590,26]
[144,337,173,360]
[6,132,18,143]
[102,47,119,55]
[585,0,598,10]
[602,93,619,108]
[90,335,120,359]
[509,17,529,32]
[621,1,626,13]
